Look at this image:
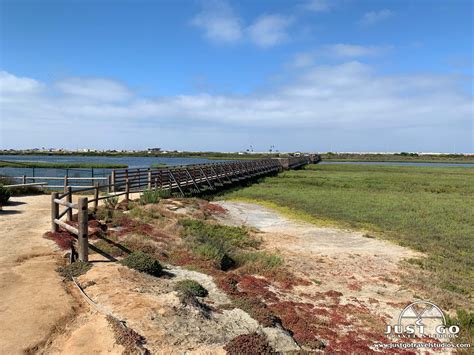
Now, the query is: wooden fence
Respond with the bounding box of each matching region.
[50,159,284,262]
[5,176,109,189]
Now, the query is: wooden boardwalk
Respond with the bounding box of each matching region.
[49,157,316,262]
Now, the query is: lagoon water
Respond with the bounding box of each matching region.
[0,155,228,185]
[320,161,474,168]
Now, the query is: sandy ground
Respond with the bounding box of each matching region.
[0,195,425,353]
[0,194,120,354]
[215,201,422,324]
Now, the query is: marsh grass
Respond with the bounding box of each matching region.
[179,219,285,272]
[234,251,283,273]
[220,164,474,305]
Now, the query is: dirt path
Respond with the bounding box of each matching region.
[0,195,77,353]
[0,194,127,354]
[215,201,422,324]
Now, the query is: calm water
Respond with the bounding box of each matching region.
[320,161,474,168]
[0,155,228,187]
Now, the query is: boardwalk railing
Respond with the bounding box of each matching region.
[5,176,109,189]
[50,159,283,262]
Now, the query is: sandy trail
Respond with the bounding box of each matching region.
[215,201,422,323]
[0,194,121,354]
[0,194,75,353]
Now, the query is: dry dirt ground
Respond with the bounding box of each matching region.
[1,195,425,354]
[215,201,423,326]
[0,194,121,354]
[0,194,74,354]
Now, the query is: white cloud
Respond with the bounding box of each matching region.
[191,0,242,43]
[0,70,43,94]
[359,9,393,26]
[303,0,332,12]
[324,44,391,57]
[191,2,293,48]
[292,44,391,67]
[247,14,293,48]
[1,66,472,151]
[55,77,132,102]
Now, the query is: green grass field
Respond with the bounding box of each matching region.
[220,164,474,307]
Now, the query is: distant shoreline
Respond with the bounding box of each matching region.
[1,151,473,164]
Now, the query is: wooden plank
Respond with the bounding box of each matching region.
[77,197,89,262]
[4,182,46,188]
[54,219,79,235]
[53,199,78,209]
[66,186,73,221]
[51,192,59,232]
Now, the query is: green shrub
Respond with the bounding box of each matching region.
[0,185,11,204]
[56,261,92,280]
[180,219,258,270]
[120,251,162,276]
[103,194,119,210]
[175,279,208,298]
[139,189,170,205]
[0,176,41,196]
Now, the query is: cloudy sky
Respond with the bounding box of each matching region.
[0,0,472,152]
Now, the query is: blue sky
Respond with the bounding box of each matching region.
[0,0,472,152]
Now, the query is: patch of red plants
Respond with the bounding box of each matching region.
[44,231,76,250]
[215,273,280,327]
[205,203,227,214]
[112,215,154,237]
[325,290,343,298]
[273,271,312,290]
[237,275,278,302]
[270,300,328,348]
[224,333,274,355]
[347,282,362,291]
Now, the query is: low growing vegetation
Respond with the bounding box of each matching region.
[56,261,92,280]
[221,164,474,308]
[0,185,11,204]
[180,219,260,270]
[139,188,171,205]
[121,251,163,276]
[0,175,41,196]
[224,333,274,355]
[175,279,208,298]
[321,152,474,164]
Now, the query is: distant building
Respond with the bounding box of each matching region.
[148,148,161,153]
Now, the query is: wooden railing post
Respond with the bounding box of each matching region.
[51,192,59,232]
[107,175,112,193]
[125,178,130,201]
[93,183,99,212]
[66,186,73,221]
[77,197,89,262]
[22,175,26,185]
[64,175,68,190]
[111,170,116,192]
[147,168,152,190]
